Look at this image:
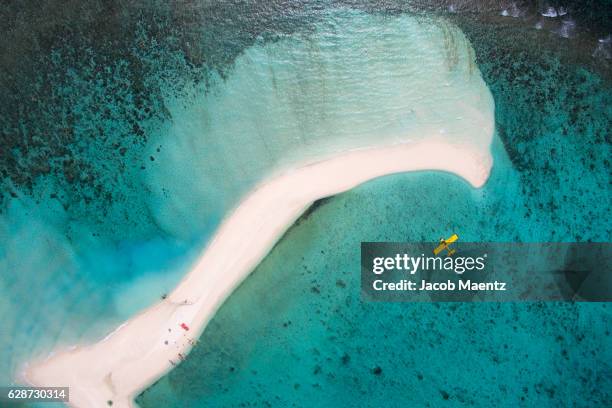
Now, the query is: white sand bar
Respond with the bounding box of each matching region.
[21,139,492,407]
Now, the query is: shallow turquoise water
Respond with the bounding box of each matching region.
[136,6,611,408]
[144,9,494,238]
[0,1,610,407]
[0,2,313,384]
[136,138,611,407]
[0,6,495,386]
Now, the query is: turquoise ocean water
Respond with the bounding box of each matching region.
[137,140,611,407]
[137,4,611,408]
[2,5,493,386]
[0,1,610,407]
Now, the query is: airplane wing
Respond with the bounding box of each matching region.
[433,243,446,255]
[445,234,459,244]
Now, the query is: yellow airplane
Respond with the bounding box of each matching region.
[433,234,458,256]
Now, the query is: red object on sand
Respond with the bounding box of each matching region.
[180,323,190,331]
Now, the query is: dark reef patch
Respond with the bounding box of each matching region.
[0,0,319,236]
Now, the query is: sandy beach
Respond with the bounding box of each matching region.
[20,138,492,408]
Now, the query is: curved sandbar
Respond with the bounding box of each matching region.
[21,138,492,408]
